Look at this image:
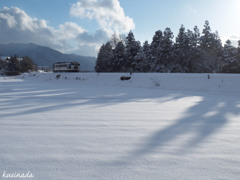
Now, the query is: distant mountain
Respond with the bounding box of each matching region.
[0,43,96,71]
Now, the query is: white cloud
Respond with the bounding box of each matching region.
[0,6,119,56]
[0,11,17,28]
[0,7,56,46]
[221,34,240,47]
[58,22,86,39]
[70,0,135,35]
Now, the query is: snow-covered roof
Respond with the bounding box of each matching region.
[0,56,10,60]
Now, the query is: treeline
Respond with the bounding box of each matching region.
[95,21,240,73]
[0,55,37,76]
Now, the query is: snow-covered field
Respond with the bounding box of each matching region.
[0,73,240,180]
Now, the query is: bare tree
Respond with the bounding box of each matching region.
[196,50,223,73]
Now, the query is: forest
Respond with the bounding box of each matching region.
[0,55,37,76]
[95,21,240,73]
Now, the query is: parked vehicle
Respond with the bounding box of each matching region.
[53,62,80,72]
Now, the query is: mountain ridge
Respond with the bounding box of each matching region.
[0,43,96,71]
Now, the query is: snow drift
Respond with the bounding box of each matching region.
[0,73,240,180]
[21,72,240,94]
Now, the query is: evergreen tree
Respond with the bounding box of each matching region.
[187,26,201,72]
[200,21,222,52]
[221,40,239,73]
[175,25,186,48]
[133,46,144,72]
[188,26,201,72]
[151,30,163,54]
[131,41,141,72]
[198,21,223,73]
[223,40,237,62]
[20,56,36,72]
[6,55,20,75]
[94,20,238,73]
[111,41,125,72]
[110,33,121,49]
[150,30,163,71]
[200,20,212,50]
[237,40,240,62]
[174,25,192,72]
[192,26,201,48]
[0,59,7,73]
[95,42,112,72]
[155,28,174,72]
[235,40,240,72]
[141,40,152,72]
[124,31,141,72]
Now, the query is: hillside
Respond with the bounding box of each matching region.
[0,43,96,71]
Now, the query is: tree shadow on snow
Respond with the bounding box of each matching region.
[114,93,240,165]
[1,79,240,166]
[0,79,185,118]
[0,80,136,118]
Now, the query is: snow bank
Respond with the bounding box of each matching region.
[1,73,240,180]
[20,72,240,94]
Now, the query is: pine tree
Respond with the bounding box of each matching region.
[155,28,174,72]
[235,41,240,72]
[94,21,233,73]
[141,40,152,72]
[110,33,121,49]
[223,40,237,62]
[174,25,192,72]
[237,40,240,62]
[198,21,223,73]
[221,40,239,73]
[111,41,125,72]
[187,26,201,72]
[200,21,222,52]
[0,59,7,73]
[133,46,144,72]
[124,31,141,72]
[151,30,163,54]
[95,42,112,72]
[200,20,212,50]
[192,26,201,48]
[20,56,36,72]
[6,55,20,75]
[150,30,163,71]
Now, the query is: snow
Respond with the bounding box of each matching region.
[0,73,240,180]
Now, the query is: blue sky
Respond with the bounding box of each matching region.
[0,0,239,56]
